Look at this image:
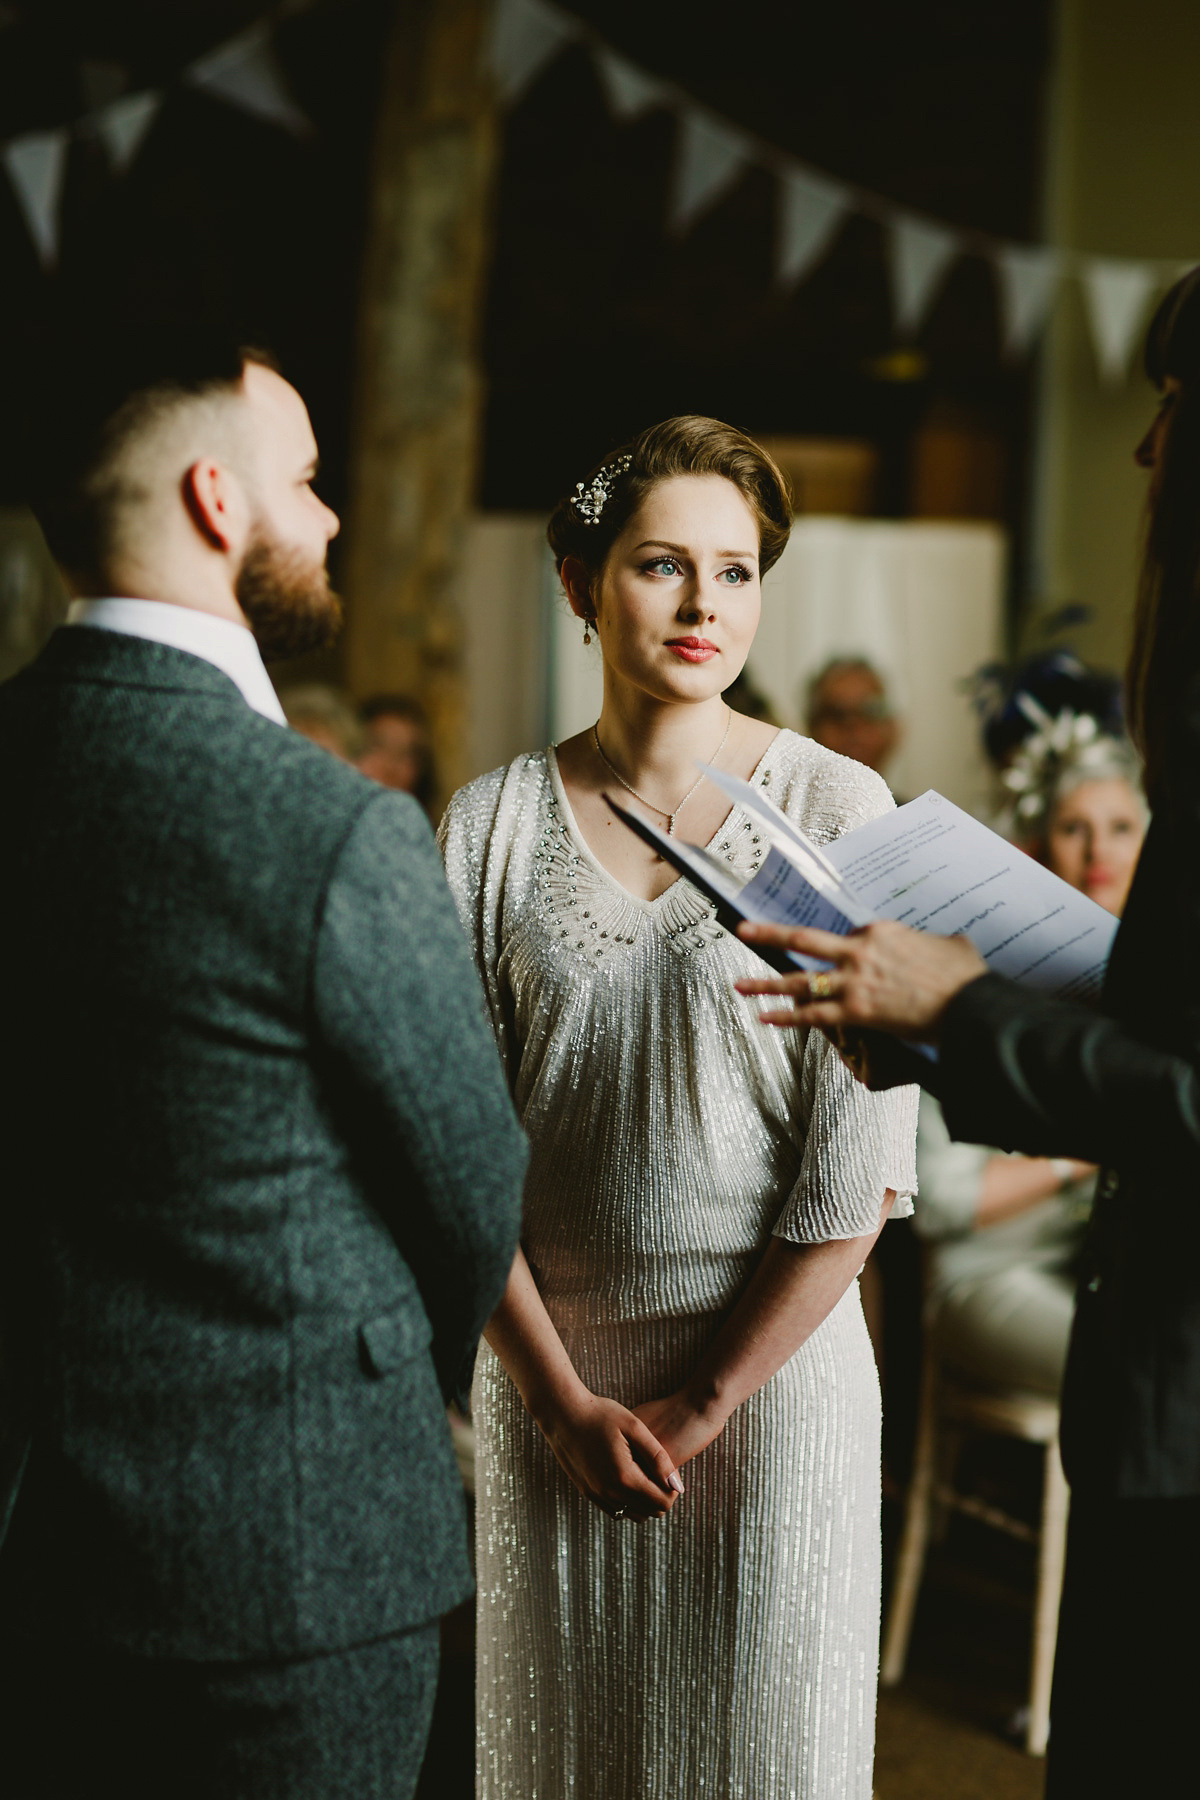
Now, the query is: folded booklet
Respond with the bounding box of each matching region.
[606,768,1119,1008]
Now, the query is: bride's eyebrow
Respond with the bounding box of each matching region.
[633,539,757,559]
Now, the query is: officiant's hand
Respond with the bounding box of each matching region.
[735,919,987,1042]
[539,1391,684,1523]
[632,1391,726,1471]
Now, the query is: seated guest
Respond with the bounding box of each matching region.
[917,722,1148,1396]
[806,655,900,778]
[357,693,436,811]
[279,681,362,761]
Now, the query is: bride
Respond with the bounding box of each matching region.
[438,415,918,1799]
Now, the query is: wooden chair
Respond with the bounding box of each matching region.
[880,1340,1070,1756]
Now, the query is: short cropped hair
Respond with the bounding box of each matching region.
[27,324,278,582]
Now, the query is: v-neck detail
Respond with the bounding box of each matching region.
[545,732,782,912]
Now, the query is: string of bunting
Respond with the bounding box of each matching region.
[493,0,1196,385]
[0,15,309,273]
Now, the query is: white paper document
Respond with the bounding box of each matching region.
[696,768,1118,1002]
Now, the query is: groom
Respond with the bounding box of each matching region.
[0,334,526,1798]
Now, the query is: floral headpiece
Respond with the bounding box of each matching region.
[999,696,1135,834]
[571,453,633,526]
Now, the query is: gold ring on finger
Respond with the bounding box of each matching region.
[807,971,836,1000]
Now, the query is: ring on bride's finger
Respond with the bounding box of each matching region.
[611,1506,628,1520]
[807,971,836,1000]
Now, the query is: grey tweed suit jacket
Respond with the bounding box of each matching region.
[0,626,526,1660]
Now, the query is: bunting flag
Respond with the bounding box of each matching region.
[0,14,324,270]
[187,23,310,136]
[593,46,669,120]
[95,91,164,174]
[777,165,848,287]
[995,244,1061,358]
[889,214,959,335]
[3,129,69,267]
[490,0,578,105]
[0,0,1188,370]
[668,111,751,235]
[479,5,1193,372]
[1080,257,1160,384]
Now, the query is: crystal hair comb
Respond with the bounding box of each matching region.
[571,453,633,525]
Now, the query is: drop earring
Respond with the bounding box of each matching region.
[583,617,593,646]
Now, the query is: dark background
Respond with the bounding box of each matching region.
[0,0,1052,582]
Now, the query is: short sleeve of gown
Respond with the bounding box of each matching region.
[768,748,919,1243]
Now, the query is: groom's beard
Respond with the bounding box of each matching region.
[235,527,343,662]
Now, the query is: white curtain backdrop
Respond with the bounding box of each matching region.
[746,519,1005,812]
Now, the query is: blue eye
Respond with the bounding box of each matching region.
[721,564,753,585]
[644,557,680,577]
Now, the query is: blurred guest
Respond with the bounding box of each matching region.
[358,693,436,810]
[917,727,1147,1396]
[1000,703,1146,911]
[279,681,361,761]
[805,655,899,775]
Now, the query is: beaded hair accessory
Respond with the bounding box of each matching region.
[571,453,633,525]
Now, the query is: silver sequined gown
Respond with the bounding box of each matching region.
[438,730,918,1800]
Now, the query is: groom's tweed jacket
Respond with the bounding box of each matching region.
[0,626,526,1660]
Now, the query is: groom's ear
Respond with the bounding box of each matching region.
[182,459,250,555]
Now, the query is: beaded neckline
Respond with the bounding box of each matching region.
[532,741,778,965]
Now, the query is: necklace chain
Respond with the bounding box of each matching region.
[592,707,733,836]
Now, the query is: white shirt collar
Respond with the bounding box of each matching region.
[66,597,287,726]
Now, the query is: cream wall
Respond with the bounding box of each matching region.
[1034,0,1200,672]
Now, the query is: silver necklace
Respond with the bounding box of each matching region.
[592,707,733,837]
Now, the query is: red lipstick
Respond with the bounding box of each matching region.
[666,637,718,662]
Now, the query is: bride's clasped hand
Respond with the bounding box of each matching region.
[535,1386,686,1524]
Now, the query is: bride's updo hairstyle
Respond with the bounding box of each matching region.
[546,415,793,600]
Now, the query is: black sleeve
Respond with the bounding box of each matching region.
[313,791,527,1397]
[936,972,1200,1170]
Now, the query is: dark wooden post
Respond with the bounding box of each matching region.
[341,0,497,805]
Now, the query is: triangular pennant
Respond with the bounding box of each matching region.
[95,91,163,174]
[3,129,69,268]
[593,47,670,120]
[490,0,577,105]
[187,23,310,136]
[669,109,752,235]
[777,165,849,287]
[994,244,1060,357]
[889,214,960,334]
[1079,257,1159,383]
